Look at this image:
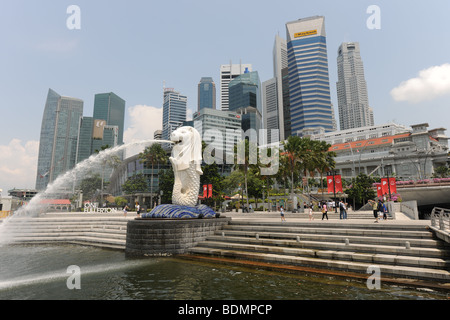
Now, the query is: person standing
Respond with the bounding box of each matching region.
[339,200,347,220]
[369,200,379,223]
[321,201,328,220]
[280,205,286,222]
[123,204,129,217]
[136,202,140,217]
[308,203,314,221]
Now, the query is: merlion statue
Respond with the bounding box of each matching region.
[169,126,203,207]
[141,126,216,219]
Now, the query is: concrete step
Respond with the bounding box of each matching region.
[10,235,126,249]
[188,219,450,284]
[215,230,445,249]
[189,246,450,283]
[2,216,128,250]
[200,236,450,266]
[223,223,434,239]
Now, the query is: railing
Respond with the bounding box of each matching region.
[0,211,12,219]
[430,207,450,233]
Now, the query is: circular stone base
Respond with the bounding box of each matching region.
[141,204,217,219]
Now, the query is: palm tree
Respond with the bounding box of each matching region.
[139,143,168,208]
[281,136,304,206]
[234,139,259,211]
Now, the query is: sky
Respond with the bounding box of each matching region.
[1,0,450,194]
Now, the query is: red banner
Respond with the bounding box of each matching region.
[389,177,397,194]
[381,178,389,195]
[334,175,343,193]
[327,175,343,193]
[203,185,207,198]
[377,184,383,197]
[208,184,213,198]
[327,176,334,193]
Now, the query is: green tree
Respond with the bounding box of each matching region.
[114,196,128,207]
[122,173,148,195]
[159,169,174,204]
[138,143,168,208]
[79,174,102,201]
[345,173,376,208]
[432,165,450,178]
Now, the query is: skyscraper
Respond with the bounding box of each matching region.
[75,92,124,164]
[36,89,84,190]
[162,88,187,143]
[198,77,216,111]
[228,70,262,140]
[285,16,335,136]
[263,35,291,144]
[93,92,125,145]
[262,78,280,144]
[220,62,252,111]
[336,42,374,130]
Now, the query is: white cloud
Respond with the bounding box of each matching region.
[0,139,39,193]
[123,105,163,157]
[391,63,450,103]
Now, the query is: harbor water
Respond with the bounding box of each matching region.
[0,244,447,300]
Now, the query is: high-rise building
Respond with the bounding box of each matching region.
[75,92,124,164]
[153,130,162,140]
[220,62,252,111]
[285,16,335,136]
[198,77,216,111]
[162,88,187,143]
[93,92,125,145]
[262,78,280,144]
[228,70,262,141]
[192,108,242,163]
[36,89,84,190]
[336,42,374,130]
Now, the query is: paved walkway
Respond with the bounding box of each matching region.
[220,210,431,226]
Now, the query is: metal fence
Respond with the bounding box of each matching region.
[431,207,450,233]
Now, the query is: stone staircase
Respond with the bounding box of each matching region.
[0,215,128,250]
[188,220,450,286]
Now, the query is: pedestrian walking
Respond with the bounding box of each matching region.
[382,202,388,220]
[369,200,378,223]
[280,205,286,222]
[308,203,314,221]
[136,202,140,217]
[321,201,328,220]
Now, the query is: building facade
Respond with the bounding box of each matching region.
[312,123,449,180]
[93,92,125,145]
[198,77,216,111]
[192,108,242,163]
[285,16,336,136]
[36,89,84,190]
[220,62,252,111]
[336,42,374,130]
[162,88,187,143]
[228,70,262,141]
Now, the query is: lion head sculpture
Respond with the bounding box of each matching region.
[169,126,203,207]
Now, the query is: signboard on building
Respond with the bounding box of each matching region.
[92,119,106,140]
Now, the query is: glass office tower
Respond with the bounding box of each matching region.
[198,77,216,111]
[228,70,262,138]
[285,16,335,136]
[36,89,83,190]
[93,92,125,145]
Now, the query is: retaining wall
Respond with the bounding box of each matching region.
[125,217,231,257]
